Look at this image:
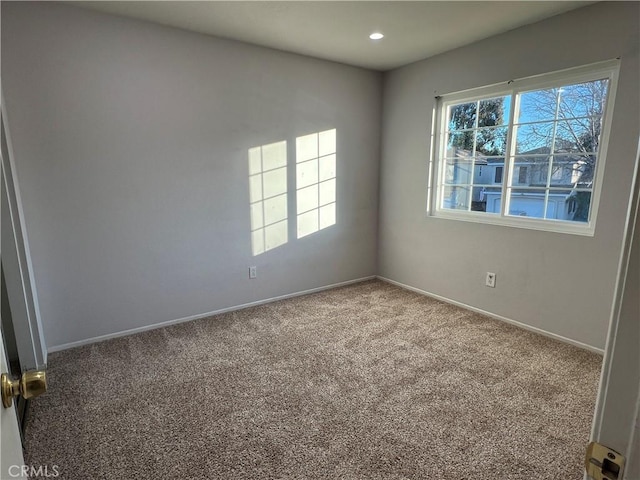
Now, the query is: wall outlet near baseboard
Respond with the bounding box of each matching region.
[486,272,496,288]
[249,266,257,279]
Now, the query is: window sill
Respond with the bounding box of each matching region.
[430,209,595,236]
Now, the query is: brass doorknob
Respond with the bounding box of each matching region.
[1,370,47,408]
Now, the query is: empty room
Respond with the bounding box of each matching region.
[1,1,639,479]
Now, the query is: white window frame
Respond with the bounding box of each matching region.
[429,60,620,236]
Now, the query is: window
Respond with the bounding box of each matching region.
[494,166,503,183]
[518,166,528,184]
[551,166,564,182]
[432,61,618,235]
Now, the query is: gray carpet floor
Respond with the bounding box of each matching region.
[24,280,601,479]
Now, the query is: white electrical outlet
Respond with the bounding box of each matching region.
[486,272,496,288]
[249,266,257,279]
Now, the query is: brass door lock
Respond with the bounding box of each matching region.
[1,370,47,408]
[585,441,625,480]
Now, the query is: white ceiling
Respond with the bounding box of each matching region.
[72,1,594,71]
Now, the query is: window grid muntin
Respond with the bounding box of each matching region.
[443,95,510,212]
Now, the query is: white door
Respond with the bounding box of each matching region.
[589,146,640,479]
[0,328,26,479]
[1,98,47,371]
[1,99,28,478]
[0,94,45,479]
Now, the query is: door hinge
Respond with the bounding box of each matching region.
[585,441,625,480]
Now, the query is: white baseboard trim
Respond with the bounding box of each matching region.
[47,275,377,353]
[377,276,605,355]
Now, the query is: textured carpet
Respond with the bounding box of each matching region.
[24,280,601,479]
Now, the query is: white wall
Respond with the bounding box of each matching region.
[378,2,639,350]
[1,2,382,349]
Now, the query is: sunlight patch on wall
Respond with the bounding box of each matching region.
[296,129,337,239]
[248,140,288,256]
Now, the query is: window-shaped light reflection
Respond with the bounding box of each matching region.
[296,129,337,238]
[248,141,288,256]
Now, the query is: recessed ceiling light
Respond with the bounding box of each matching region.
[369,32,384,40]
